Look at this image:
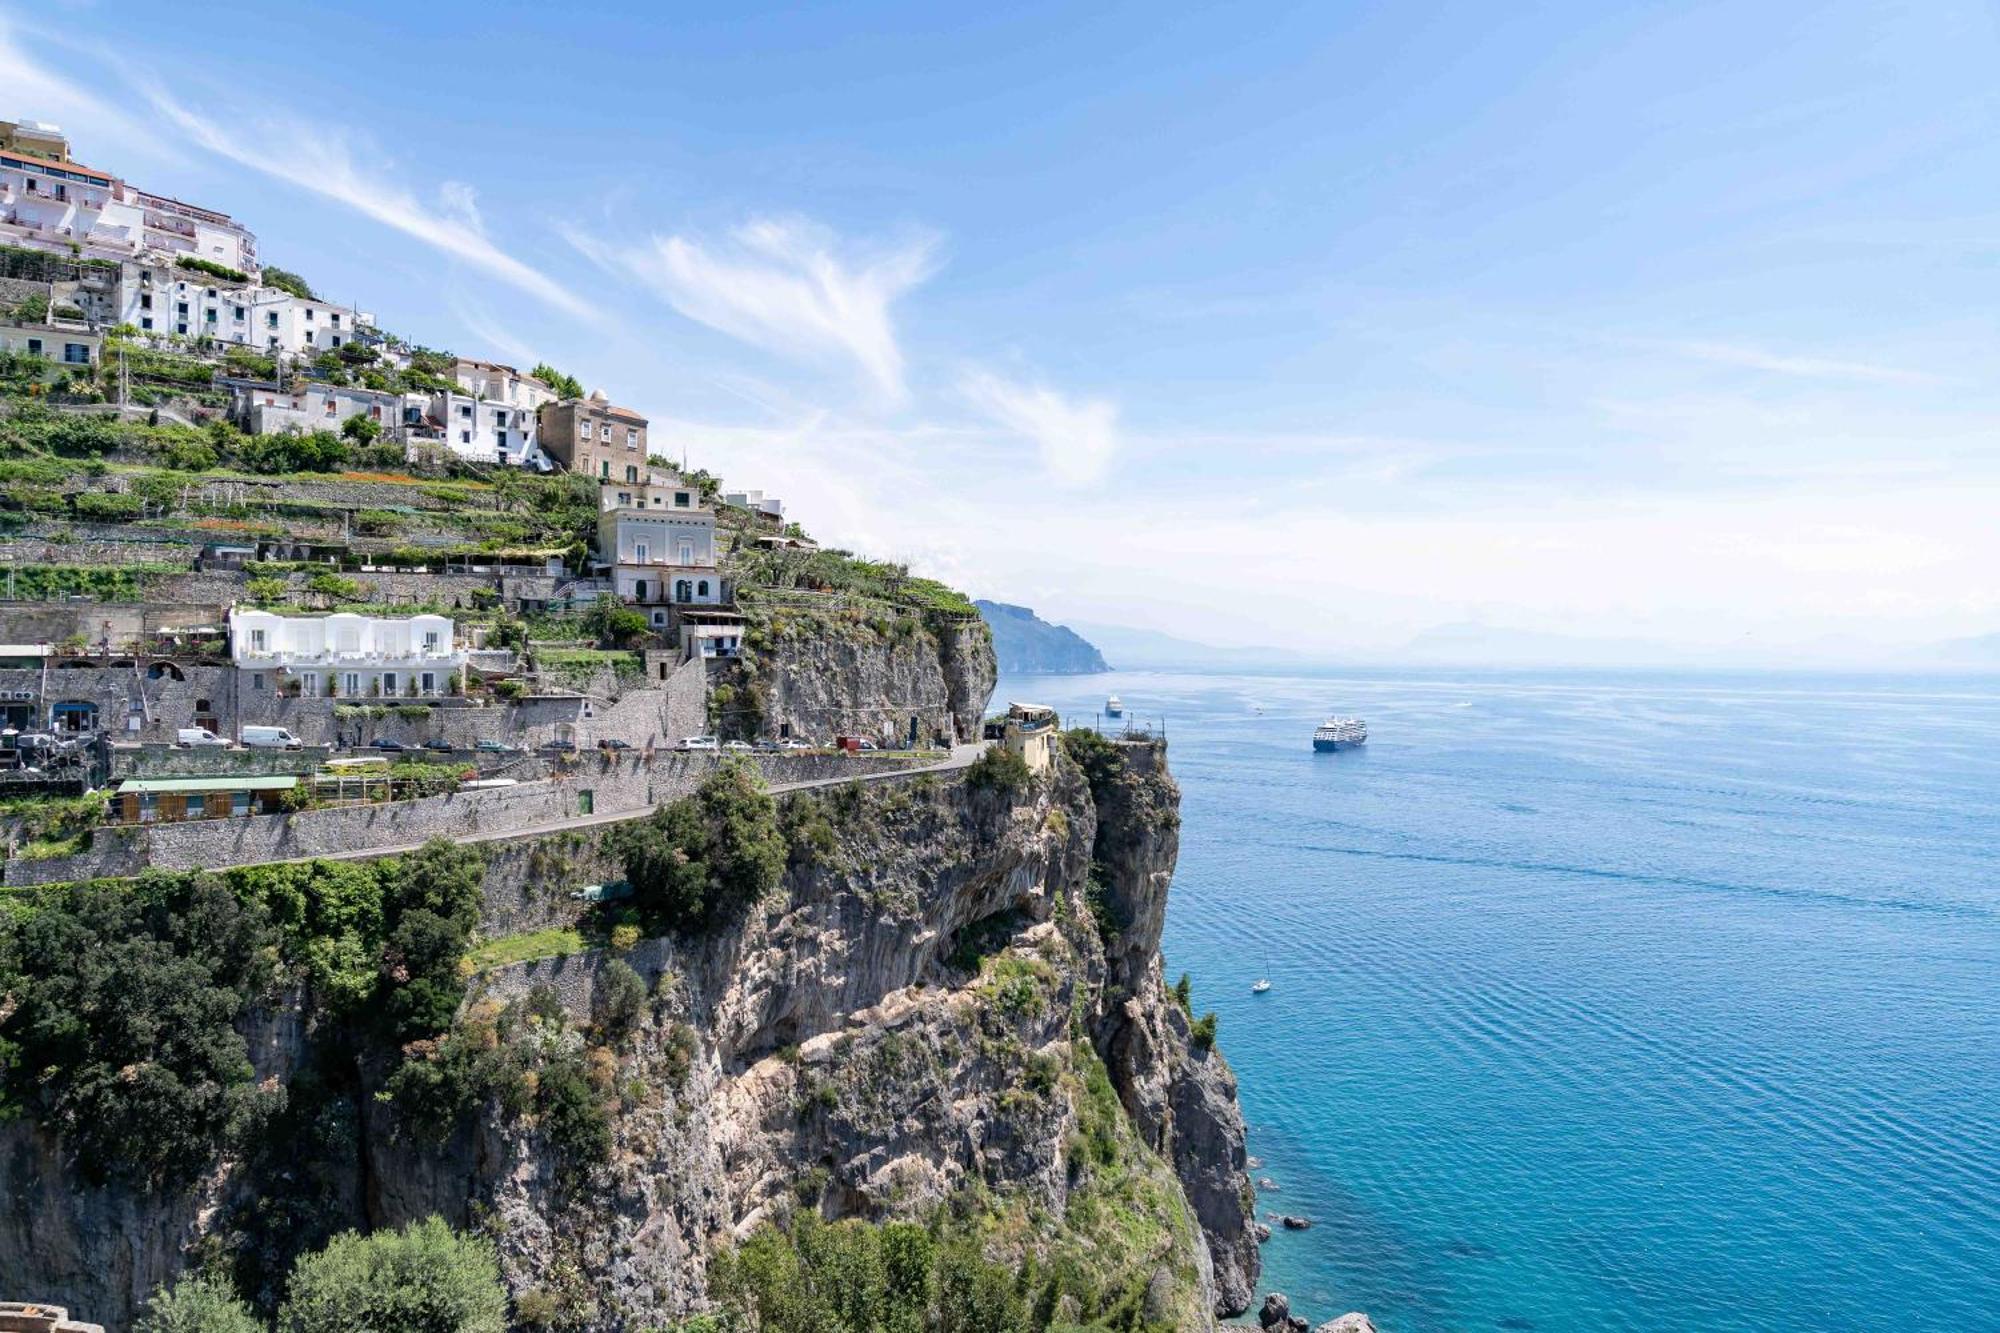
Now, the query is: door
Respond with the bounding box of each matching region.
[577,789,594,816]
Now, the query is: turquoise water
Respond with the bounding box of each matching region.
[995,668,2000,1332]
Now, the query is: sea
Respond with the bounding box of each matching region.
[991,667,2000,1332]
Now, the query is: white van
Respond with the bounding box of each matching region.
[177,727,229,748]
[241,726,303,750]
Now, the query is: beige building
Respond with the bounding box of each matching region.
[538,390,648,481]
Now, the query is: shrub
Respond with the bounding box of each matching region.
[964,743,1032,794]
[73,490,143,521]
[277,1216,507,1333]
[619,761,784,934]
[137,1272,261,1333]
[1173,972,1193,1015]
[529,362,583,399]
[609,922,640,953]
[1190,1011,1218,1052]
[594,959,647,1045]
[176,256,249,284]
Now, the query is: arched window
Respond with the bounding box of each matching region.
[674,579,692,602]
[697,580,710,598]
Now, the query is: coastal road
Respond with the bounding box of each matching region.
[269,742,992,867]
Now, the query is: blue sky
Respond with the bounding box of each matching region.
[7,1,1998,658]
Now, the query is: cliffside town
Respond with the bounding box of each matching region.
[0,120,1264,1329]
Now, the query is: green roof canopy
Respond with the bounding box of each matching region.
[117,775,300,794]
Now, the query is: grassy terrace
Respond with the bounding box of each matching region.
[465,925,586,971]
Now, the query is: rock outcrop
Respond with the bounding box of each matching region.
[727,609,996,745]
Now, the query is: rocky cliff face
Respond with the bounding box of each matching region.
[0,739,1255,1330]
[974,599,1112,675]
[727,608,996,745]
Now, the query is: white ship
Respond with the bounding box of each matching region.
[1313,717,1367,751]
[1105,695,1123,718]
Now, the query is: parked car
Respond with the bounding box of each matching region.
[474,739,519,754]
[423,738,455,753]
[538,739,578,754]
[176,727,229,748]
[679,736,719,752]
[753,738,781,752]
[781,739,814,752]
[243,726,304,750]
[597,738,632,751]
[723,740,753,753]
[856,738,879,752]
[370,738,407,752]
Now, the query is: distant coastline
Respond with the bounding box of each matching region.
[975,600,1110,675]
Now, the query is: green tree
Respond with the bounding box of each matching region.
[137,1272,261,1333]
[261,266,315,300]
[620,762,784,933]
[0,875,282,1184]
[529,362,584,399]
[277,1216,506,1333]
[340,413,381,444]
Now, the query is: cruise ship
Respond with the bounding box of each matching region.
[1313,717,1367,751]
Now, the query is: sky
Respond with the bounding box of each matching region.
[6,0,1999,660]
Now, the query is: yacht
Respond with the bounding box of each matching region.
[1313,717,1368,751]
[1105,694,1123,718]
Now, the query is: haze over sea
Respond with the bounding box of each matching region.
[995,666,2000,1332]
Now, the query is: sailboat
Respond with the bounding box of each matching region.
[1252,952,1271,993]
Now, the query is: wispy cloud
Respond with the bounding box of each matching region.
[1669,340,1941,386]
[133,91,590,319]
[568,217,939,402]
[960,369,1119,486]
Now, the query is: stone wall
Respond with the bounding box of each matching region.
[107,743,328,779]
[1,748,949,886]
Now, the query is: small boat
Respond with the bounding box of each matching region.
[1251,977,1271,994]
[1313,717,1367,752]
[1105,694,1123,718]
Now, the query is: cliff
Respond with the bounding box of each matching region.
[0,740,1257,1329]
[721,604,997,745]
[976,599,1112,675]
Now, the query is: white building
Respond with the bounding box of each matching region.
[238,383,399,437]
[721,488,784,520]
[0,126,255,272]
[230,609,464,700]
[119,266,370,353]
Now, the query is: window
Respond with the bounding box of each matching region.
[205,308,217,323]
[25,338,42,357]
[302,672,318,697]
[599,459,610,479]
[423,630,440,651]
[233,305,245,320]
[304,331,314,345]
[232,792,251,817]
[139,793,157,823]
[251,673,265,691]
[63,344,89,364]
[330,335,342,348]
[625,464,638,483]
[250,628,267,652]
[674,579,692,602]
[420,672,435,694]
[140,293,152,310]
[382,672,398,695]
[675,491,691,507]
[634,579,648,600]
[343,673,360,696]
[677,540,693,565]
[140,317,153,331]
[304,308,314,321]
[578,420,591,440]
[697,579,710,598]
[635,542,649,563]
[599,424,612,441]
[176,302,189,316]
[176,323,188,335]
[325,398,338,416]
[330,312,341,327]
[626,428,638,447]
[460,430,471,444]
[266,312,279,328]
[459,403,472,419]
